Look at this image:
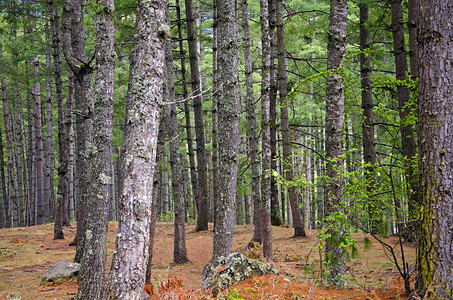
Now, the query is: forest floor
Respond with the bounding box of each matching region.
[0,222,415,299]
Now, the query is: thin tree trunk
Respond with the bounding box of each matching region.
[14,104,26,227]
[30,56,45,225]
[260,0,273,260]
[269,0,281,227]
[105,0,166,297]
[277,0,306,237]
[360,2,378,233]
[1,70,14,227]
[163,13,188,263]
[242,0,262,245]
[211,0,219,229]
[0,125,6,228]
[176,0,198,223]
[184,0,209,232]
[3,88,19,228]
[325,0,348,286]
[390,0,418,241]
[49,0,65,239]
[45,26,56,221]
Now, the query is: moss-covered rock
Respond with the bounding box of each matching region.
[201,252,278,291]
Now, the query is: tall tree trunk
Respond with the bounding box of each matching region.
[49,0,65,239]
[105,0,166,297]
[325,0,348,286]
[242,0,262,244]
[184,0,209,232]
[416,2,453,298]
[76,0,115,297]
[390,0,419,241]
[164,13,188,263]
[31,56,46,225]
[211,0,219,229]
[1,80,19,228]
[61,0,95,259]
[212,0,241,263]
[176,0,198,222]
[26,83,35,227]
[0,124,6,228]
[277,0,306,237]
[260,0,273,260]
[1,70,14,227]
[359,2,378,233]
[14,102,26,227]
[45,26,56,221]
[269,0,281,227]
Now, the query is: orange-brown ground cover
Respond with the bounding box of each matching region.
[0,222,415,299]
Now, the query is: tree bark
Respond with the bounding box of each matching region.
[0,122,6,228]
[416,1,453,298]
[212,0,241,263]
[176,0,198,222]
[260,0,273,260]
[390,0,419,241]
[61,0,95,259]
[242,0,262,245]
[75,0,115,297]
[1,68,15,228]
[325,0,348,286]
[277,0,306,237]
[269,0,281,227]
[30,56,46,225]
[184,0,209,232]
[45,25,56,221]
[105,0,166,297]
[164,14,188,264]
[359,2,378,233]
[0,66,13,228]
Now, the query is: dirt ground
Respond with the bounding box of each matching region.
[0,222,415,299]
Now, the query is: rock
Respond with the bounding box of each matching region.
[201,252,278,291]
[41,261,80,282]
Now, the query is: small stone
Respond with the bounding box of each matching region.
[41,261,80,282]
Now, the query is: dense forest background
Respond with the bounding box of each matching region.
[0,0,451,299]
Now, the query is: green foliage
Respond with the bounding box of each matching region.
[220,289,247,300]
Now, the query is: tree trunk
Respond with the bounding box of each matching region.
[105,0,166,297]
[325,0,348,286]
[359,2,378,233]
[2,78,18,227]
[61,0,95,260]
[0,124,6,228]
[49,0,65,239]
[31,56,46,225]
[416,1,453,298]
[164,15,188,263]
[269,0,281,227]
[14,99,26,227]
[260,0,273,260]
[184,0,209,232]
[212,0,241,263]
[211,0,219,229]
[390,0,419,241]
[75,0,115,297]
[45,27,56,221]
[277,0,306,237]
[242,0,262,245]
[176,0,198,222]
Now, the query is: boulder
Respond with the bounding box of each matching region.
[41,261,80,282]
[201,252,278,291]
